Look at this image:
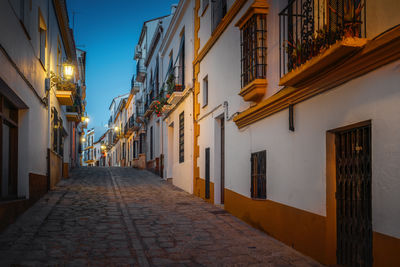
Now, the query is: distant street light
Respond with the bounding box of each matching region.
[114,126,119,132]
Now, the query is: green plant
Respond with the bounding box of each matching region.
[329,0,364,37]
[166,73,176,95]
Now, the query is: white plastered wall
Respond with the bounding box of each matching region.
[197,0,400,239]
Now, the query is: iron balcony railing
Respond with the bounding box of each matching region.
[135,105,145,117]
[161,65,185,97]
[131,75,141,93]
[136,58,146,82]
[124,115,137,135]
[279,0,366,77]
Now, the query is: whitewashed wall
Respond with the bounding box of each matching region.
[197,0,400,239]
[0,0,75,198]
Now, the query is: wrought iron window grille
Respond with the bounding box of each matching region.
[240,14,267,88]
[279,0,366,77]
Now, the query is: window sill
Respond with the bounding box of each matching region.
[239,78,267,102]
[251,197,267,201]
[279,37,368,88]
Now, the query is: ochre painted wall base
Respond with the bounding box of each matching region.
[221,188,400,266]
[194,177,214,204]
[224,188,327,264]
[373,231,400,267]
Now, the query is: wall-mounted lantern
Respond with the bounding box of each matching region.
[63,61,74,80]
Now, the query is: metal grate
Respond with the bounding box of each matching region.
[279,0,366,77]
[179,112,184,163]
[336,124,372,267]
[240,14,267,88]
[251,150,266,199]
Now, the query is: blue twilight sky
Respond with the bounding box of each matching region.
[67,0,178,139]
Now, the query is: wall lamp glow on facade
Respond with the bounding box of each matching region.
[81,137,86,142]
[114,126,119,132]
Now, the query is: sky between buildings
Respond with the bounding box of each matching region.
[67,0,178,140]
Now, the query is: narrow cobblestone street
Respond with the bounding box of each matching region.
[0,167,322,266]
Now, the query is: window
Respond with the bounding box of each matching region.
[177,33,185,89]
[155,57,159,96]
[150,126,153,160]
[203,75,208,107]
[38,10,47,67]
[51,108,64,156]
[211,0,227,32]
[168,51,173,75]
[251,150,266,199]
[57,37,62,75]
[179,112,184,163]
[240,14,267,88]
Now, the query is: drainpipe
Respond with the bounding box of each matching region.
[223,101,239,122]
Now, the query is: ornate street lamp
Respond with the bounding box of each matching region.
[63,61,74,80]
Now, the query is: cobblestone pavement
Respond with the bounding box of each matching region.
[0,167,322,266]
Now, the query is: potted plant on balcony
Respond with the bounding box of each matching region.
[329,0,364,38]
[166,73,176,95]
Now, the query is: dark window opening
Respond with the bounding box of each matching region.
[211,0,227,32]
[251,150,266,199]
[240,14,267,88]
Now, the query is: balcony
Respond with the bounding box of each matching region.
[136,58,146,82]
[66,105,80,122]
[131,76,141,95]
[124,115,137,137]
[165,66,185,106]
[56,88,75,106]
[279,0,367,88]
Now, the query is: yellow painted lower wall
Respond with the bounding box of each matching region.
[224,188,327,263]
[373,231,400,267]
[194,177,214,204]
[223,188,400,266]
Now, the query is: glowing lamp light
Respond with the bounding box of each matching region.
[85,117,90,123]
[63,62,74,80]
[101,145,106,150]
[81,137,86,142]
[114,126,119,132]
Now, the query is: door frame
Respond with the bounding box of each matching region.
[326,120,372,265]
